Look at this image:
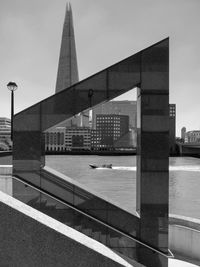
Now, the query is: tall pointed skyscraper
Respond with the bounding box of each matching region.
[55,2,79,93]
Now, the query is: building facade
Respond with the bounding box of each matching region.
[55,2,79,93]
[92,101,136,129]
[169,104,176,154]
[91,114,129,151]
[45,127,65,152]
[185,130,200,143]
[0,117,11,150]
[65,127,91,151]
[181,127,186,141]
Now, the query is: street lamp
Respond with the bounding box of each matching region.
[7,81,18,141]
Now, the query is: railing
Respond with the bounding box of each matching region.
[11,175,173,266]
[41,167,139,238]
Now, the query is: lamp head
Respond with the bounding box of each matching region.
[7,81,18,91]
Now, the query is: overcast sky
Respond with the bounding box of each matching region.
[0,0,199,136]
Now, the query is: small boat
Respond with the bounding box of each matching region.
[89,164,112,169]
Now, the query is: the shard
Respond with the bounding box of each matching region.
[55,2,79,93]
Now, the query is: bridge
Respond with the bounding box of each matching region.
[176,142,200,157]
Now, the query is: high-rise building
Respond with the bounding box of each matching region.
[55,2,79,93]
[46,8,137,153]
[46,2,85,147]
[91,101,136,151]
[92,101,137,129]
[91,114,129,151]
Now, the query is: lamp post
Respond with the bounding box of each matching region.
[7,81,18,142]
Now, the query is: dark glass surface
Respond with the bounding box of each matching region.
[137,38,169,256]
[40,167,139,237]
[108,53,140,93]
[13,38,169,266]
[11,176,170,266]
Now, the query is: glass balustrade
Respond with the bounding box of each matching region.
[6,175,172,267]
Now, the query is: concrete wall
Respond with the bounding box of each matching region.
[0,165,12,175]
[0,175,12,195]
[169,215,200,265]
[0,165,12,197]
[169,224,200,262]
[0,191,133,267]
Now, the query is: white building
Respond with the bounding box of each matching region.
[185,130,200,143]
[45,127,65,152]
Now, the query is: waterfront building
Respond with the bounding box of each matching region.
[91,114,129,151]
[181,127,186,142]
[169,104,176,154]
[65,127,91,151]
[45,126,91,152]
[113,128,137,149]
[91,101,136,150]
[92,100,136,129]
[45,127,65,152]
[90,129,100,150]
[0,117,11,150]
[185,130,200,143]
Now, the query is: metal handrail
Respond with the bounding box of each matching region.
[13,175,173,259]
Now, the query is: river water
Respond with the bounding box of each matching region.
[46,155,200,219]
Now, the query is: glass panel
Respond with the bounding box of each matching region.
[41,167,139,237]
[13,39,169,266]
[108,53,140,96]
[13,179,41,208]
[137,38,169,254]
[8,176,170,266]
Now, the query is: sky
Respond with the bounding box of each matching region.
[0,0,199,136]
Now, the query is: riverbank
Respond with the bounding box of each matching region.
[46,150,136,156]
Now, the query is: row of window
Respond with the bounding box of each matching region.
[187,133,200,136]
[66,131,90,133]
[45,130,125,146]
[45,132,65,145]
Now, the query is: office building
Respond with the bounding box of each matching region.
[65,127,91,151]
[46,2,81,138]
[91,114,129,151]
[169,104,176,154]
[45,127,65,152]
[55,2,79,93]
[92,101,136,129]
